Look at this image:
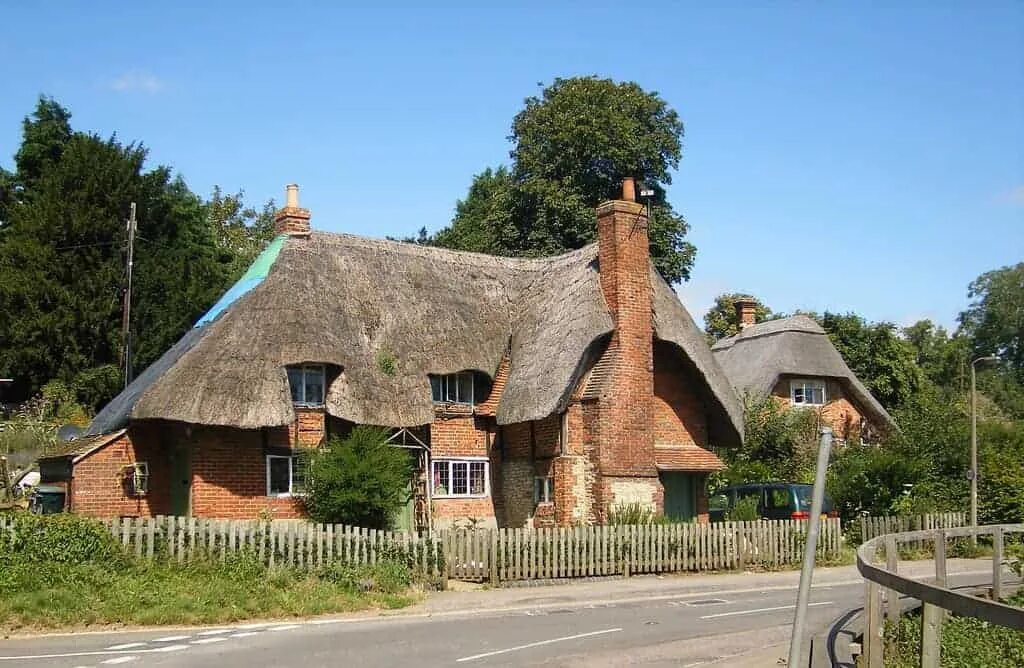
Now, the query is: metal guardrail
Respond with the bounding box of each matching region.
[856,523,1024,668]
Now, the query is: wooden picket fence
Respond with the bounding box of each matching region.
[0,514,843,584]
[0,514,446,577]
[857,512,966,546]
[442,519,843,582]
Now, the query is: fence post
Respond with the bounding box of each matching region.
[864,580,884,668]
[992,527,1004,602]
[920,603,942,668]
[885,535,901,625]
[934,530,947,587]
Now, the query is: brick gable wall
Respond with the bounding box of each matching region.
[772,376,868,441]
[69,426,170,517]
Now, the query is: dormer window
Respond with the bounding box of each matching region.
[430,371,492,406]
[790,378,826,406]
[288,364,325,407]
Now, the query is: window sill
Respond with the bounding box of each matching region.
[433,494,490,500]
[267,493,307,499]
[292,403,325,409]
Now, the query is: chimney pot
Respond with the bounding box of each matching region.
[621,177,636,202]
[274,183,311,237]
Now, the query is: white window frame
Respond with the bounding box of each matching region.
[430,372,476,406]
[534,476,555,504]
[431,457,489,498]
[124,462,149,496]
[790,378,827,407]
[288,364,325,407]
[266,454,307,497]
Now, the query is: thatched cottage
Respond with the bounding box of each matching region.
[712,303,895,442]
[41,180,743,528]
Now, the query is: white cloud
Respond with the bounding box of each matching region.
[108,70,165,94]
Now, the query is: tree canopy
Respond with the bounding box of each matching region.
[958,263,1024,382]
[421,77,696,283]
[0,97,271,409]
[703,293,774,340]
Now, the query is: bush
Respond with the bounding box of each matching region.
[606,502,668,525]
[305,426,411,528]
[0,513,126,566]
[726,495,760,521]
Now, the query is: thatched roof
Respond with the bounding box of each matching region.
[88,231,742,443]
[711,315,895,430]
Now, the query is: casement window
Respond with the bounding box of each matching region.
[534,477,555,504]
[266,453,309,497]
[429,371,492,406]
[287,364,325,407]
[123,462,149,496]
[790,379,827,406]
[432,459,488,498]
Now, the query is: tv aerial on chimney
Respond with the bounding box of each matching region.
[638,184,655,222]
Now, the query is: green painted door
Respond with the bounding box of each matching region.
[661,472,697,521]
[170,446,191,516]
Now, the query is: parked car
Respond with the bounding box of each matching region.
[709,483,837,522]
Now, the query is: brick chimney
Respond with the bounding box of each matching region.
[734,297,758,330]
[596,177,656,481]
[274,184,311,237]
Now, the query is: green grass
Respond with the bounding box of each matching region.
[883,591,1024,667]
[0,555,417,632]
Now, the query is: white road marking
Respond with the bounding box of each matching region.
[190,637,228,645]
[228,632,261,638]
[456,628,622,662]
[699,601,833,620]
[104,643,145,650]
[235,623,269,630]
[267,624,300,632]
[196,629,231,636]
[101,658,137,665]
[152,635,191,642]
[153,645,189,653]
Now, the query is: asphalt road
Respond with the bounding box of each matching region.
[0,567,994,667]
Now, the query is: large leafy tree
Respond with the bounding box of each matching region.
[958,263,1024,381]
[0,98,266,409]
[819,312,922,410]
[427,77,696,283]
[703,293,774,340]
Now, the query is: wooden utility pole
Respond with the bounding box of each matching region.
[120,203,137,388]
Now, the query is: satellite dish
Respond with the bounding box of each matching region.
[57,424,83,442]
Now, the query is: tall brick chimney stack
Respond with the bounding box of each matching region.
[596,177,657,489]
[274,184,311,237]
[734,297,758,330]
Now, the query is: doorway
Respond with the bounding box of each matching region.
[661,472,697,521]
[170,446,191,516]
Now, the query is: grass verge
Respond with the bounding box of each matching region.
[883,591,1024,667]
[0,514,419,633]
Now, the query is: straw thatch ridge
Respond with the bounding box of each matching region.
[711,315,895,430]
[89,230,742,436]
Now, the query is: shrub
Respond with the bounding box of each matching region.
[305,426,411,528]
[606,502,667,525]
[725,495,760,521]
[0,513,126,566]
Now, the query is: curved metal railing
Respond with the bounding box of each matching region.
[856,523,1024,667]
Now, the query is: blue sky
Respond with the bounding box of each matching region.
[2,2,1021,329]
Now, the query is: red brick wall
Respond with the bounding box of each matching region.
[653,342,708,448]
[430,416,498,528]
[70,427,171,518]
[595,200,656,479]
[772,377,867,441]
[189,426,305,520]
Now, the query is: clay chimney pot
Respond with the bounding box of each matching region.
[621,177,636,202]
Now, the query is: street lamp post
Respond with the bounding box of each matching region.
[970,355,1000,534]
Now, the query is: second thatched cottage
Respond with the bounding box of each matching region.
[41,180,743,529]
